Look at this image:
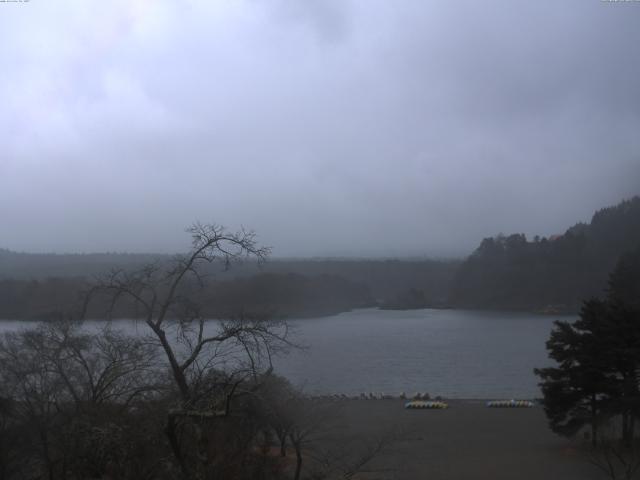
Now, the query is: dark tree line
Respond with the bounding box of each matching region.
[0,250,459,315]
[198,273,374,318]
[0,273,373,321]
[452,196,640,312]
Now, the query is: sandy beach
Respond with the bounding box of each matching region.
[317,399,601,480]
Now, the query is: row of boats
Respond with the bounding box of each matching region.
[305,393,536,409]
[404,399,535,409]
[405,401,448,409]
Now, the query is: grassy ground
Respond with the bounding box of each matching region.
[314,399,602,480]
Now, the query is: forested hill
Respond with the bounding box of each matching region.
[0,250,168,279]
[2,197,637,316]
[0,249,457,319]
[450,196,640,312]
[0,250,458,303]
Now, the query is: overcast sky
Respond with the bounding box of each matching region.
[1,0,638,257]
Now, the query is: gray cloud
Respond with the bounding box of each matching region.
[1,0,638,257]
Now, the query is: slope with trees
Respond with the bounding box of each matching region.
[451,196,640,312]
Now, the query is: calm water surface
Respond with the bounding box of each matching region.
[0,308,573,399]
[276,308,572,398]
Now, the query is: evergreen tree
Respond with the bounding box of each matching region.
[535,299,613,445]
[535,248,640,445]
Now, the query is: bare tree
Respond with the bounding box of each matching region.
[0,320,162,480]
[259,374,299,457]
[287,399,339,480]
[83,224,292,404]
[255,374,401,480]
[587,422,640,480]
[83,223,294,479]
[0,395,22,480]
[308,429,401,480]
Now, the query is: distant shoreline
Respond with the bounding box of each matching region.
[0,305,579,322]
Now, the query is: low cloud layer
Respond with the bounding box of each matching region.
[1,0,639,257]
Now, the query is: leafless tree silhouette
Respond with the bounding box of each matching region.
[83,223,295,479]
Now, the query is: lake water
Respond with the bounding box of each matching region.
[275,308,570,399]
[0,308,573,399]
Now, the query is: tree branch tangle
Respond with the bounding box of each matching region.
[83,223,292,479]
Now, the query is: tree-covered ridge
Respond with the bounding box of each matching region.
[0,250,458,319]
[451,196,640,312]
[2,196,638,315]
[0,273,374,321]
[0,249,168,279]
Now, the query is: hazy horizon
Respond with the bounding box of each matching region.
[2,1,639,257]
[0,193,634,259]
[1,192,633,259]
